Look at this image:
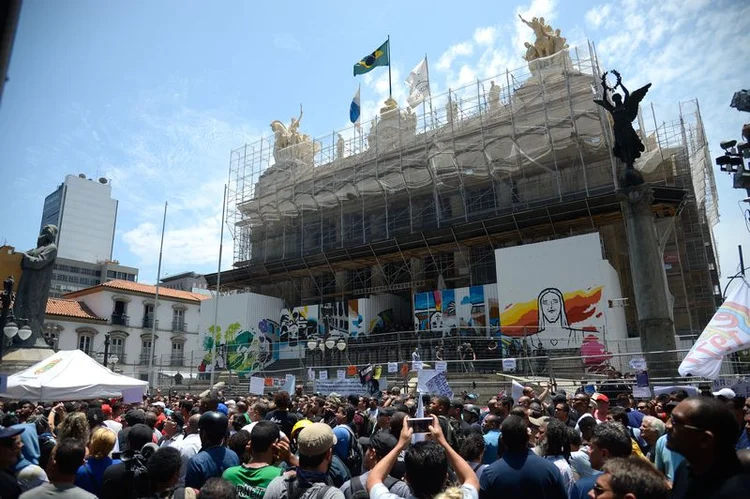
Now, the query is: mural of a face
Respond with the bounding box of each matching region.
[540,290,562,325]
[430,312,443,330]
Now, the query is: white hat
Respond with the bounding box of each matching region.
[152,401,166,408]
[712,388,736,399]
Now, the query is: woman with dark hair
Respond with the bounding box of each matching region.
[537,418,575,488]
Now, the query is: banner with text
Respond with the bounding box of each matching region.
[313,377,388,396]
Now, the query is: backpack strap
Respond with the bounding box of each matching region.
[172,487,186,499]
[382,476,400,491]
[472,463,482,472]
[315,485,333,499]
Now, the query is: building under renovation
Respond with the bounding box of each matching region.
[209,41,720,350]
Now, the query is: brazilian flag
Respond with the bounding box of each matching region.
[353,40,390,76]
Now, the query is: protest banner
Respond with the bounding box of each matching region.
[313,377,388,396]
[249,377,265,395]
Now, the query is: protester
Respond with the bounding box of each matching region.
[20,438,96,498]
[367,414,479,499]
[101,423,154,499]
[667,396,750,498]
[264,391,299,437]
[185,411,239,489]
[639,416,665,462]
[568,422,632,499]
[159,412,185,448]
[480,414,501,464]
[0,425,24,499]
[222,421,288,498]
[478,415,566,499]
[596,456,670,499]
[536,418,574,489]
[75,427,119,497]
[593,393,609,423]
[142,446,196,499]
[340,432,410,499]
[458,434,488,480]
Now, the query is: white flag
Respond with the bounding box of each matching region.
[678,280,750,379]
[406,57,430,108]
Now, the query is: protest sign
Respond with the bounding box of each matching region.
[435,361,447,373]
[388,362,398,373]
[122,387,143,404]
[249,377,265,395]
[313,377,388,396]
[502,358,517,372]
[318,371,328,381]
[282,374,295,393]
[337,370,346,380]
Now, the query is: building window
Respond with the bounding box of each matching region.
[140,339,153,365]
[172,308,185,332]
[107,270,116,278]
[171,341,184,366]
[109,335,126,364]
[78,335,92,355]
[143,303,155,328]
[95,270,102,277]
[112,300,128,325]
[70,266,80,274]
[127,274,136,282]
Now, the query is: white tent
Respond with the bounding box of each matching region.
[0,350,148,401]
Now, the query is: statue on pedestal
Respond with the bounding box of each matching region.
[269,105,318,164]
[519,14,568,60]
[336,134,345,160]
[488,81,501,111]
[593,70,652,185]
[12,224,58,348]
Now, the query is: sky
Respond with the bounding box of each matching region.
[0,0,748,290]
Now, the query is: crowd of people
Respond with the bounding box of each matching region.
[1,382,749,499]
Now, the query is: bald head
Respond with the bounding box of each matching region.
[186,413,201,435]
[484,414,501,430]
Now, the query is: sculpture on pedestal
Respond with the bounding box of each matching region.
[593,70,652,185]
[519,15,568,60]
[269,104,318,163]
[12,224,58,348]
[488,81,501,111]
[336,134,345,160]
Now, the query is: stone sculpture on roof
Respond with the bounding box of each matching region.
[270,104,318,164]
[519,14,569,61]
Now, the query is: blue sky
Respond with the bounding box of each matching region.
[1,0,748,289]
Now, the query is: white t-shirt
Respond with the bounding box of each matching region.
[370,483,478,499]
[545,455,575,489]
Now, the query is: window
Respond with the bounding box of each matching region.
[70,266,80,274]
[94,270,102,277]
[78,335,92,355]
[45,331,60,351]
[172,308,185,331]
[127,274,136,282]
[140,339,153,365]
[109,335,125,363]
[107,270,116,278]
[171,341,184,366]
[143,304,155,328]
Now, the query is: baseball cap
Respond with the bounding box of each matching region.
[217,403,229,415]
[101,404,112,416]
[297,422,337,457]
[463,404,481,417]
[152,401,165,409]
[712,388,736,399]
[529,415,550,427]
[358,432,397,458]
[0,426,24,440]
[593,393,609,403]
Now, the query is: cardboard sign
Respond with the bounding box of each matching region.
[387,362,398,373]
[121,387,143,404]
[435,361,447,373]
[337,370,346,380]
[319,371,328,381]
[502,358,517,372]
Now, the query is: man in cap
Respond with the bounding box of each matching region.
[593,393,610,422]
[340,432,410,499]
[461,405,483,436]
[150,401,167,431]
[159,412,185,448]
[102,424,155,499]
[263,422,344,499]
[0,425,24,499]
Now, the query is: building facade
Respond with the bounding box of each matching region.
[45,280,206,381]
[160,271,208,292]
[49,258,139,297]
[41,173,118,263]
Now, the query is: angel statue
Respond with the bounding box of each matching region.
[594,70,651,183]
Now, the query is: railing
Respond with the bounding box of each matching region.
[143,315,156,328]
[111,314,129,326]
[170,354,184,367]
[172,320,187,332]
[139,353,152,365]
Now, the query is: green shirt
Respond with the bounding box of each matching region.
[222,464,283,499]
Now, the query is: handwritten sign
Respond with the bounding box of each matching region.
[388,362,398,373]
[502,358,517,372]
[435,361,447,373]
[249,377,265,395]
[313,377,389,396]
[337,370,346,380]
[318,371,328,381]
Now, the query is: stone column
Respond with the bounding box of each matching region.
[618,182,677,377]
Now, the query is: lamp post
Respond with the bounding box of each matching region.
[0,276,14,362]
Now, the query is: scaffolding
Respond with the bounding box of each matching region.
[222,41,720,336]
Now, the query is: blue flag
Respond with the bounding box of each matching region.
[350,86,360,124]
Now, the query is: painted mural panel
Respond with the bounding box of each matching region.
[198,293,284,376]
[412,285,498,334]
[494,233,628,357]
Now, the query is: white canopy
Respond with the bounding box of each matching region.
[0,350,148,402]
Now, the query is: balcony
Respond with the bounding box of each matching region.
[139,353,152,365]
[142,316,157,329]
[172,320,187,332]
[170,354,184,367]
[111,314,129,326]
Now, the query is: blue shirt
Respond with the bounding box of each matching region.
[75,457,120,495]
[333,425,353,462]
[482,430,501,464]
[185,446,240,489]
[568,472,600,499]
[479,449,567,499]
[737,429,750,450]
[654,434,683,482]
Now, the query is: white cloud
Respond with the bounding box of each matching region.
[474,27,497,46]
[273,33,302,53]
[436,42,474,71]
[584,4,612,28]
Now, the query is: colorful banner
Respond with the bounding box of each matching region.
[678,280,750,379]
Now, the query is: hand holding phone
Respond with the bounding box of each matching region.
[407,417,433,433]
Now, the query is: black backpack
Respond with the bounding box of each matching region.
[349,475,399,499]
[340,425,363,477]
[282,475,334,499]
[125,451,151,497]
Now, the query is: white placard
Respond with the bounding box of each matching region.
[632,385,651,398]
[249,377,265,395]
[425,371,453,398]
[283,374,296,393]
[435,361,447,373]
[653,385,700,397]
[511,380,524,402]
[502,358,517,372]
[337,370,346,380]
[121,387,143,404]
[387,362,398,373]
[417,369,435,392]
[412,361,423,371]
[308,368,315,380]
[313,377,389,396]
[0,373,7,393]
[319,370,328,380]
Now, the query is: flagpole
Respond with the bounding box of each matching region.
[147,201,167,391]
[425,53,434,128]
[209,184,228,389]
[387,35,392,99]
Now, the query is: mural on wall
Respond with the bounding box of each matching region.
[413,285,496,334]
[279,306,318,346]
[318,301,349,337]
[499,286,604,344]
[349,300,363,337]
[495,233,629,352]
[200,320,278,376]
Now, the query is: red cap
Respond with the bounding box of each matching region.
[593,393,609,403]
[101,404,112,416]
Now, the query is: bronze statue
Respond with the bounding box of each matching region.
[594,70,651,184]
[12,224,58,348]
